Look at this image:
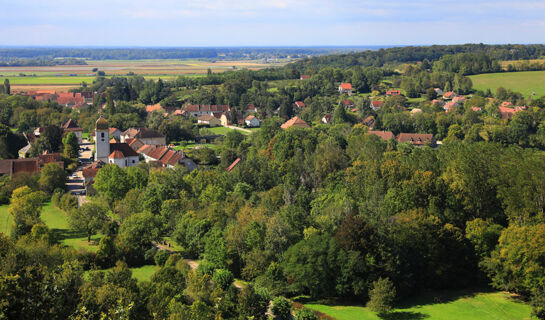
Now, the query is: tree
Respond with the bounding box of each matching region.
[93,164,130,202]
[272,296,292,320]
[237,285,270,320]
[8,186,46,238]
[117,211,162,261]
[40,125,64,153]
[367,278,396,315]
[3,79,10,95]
[62,132,79,159]
[67,201,108,242]
[38,163,66,193]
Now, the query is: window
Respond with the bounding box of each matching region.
[101,132,104,138]
[132,160,135,163]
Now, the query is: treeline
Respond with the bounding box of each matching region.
[0,47,355,61]
[0,58,87,67]
[290,44,545,71]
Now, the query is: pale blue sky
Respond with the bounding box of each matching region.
[1,0,544,46]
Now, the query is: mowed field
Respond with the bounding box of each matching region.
[305,291,532,320]
[0,58,290,92]
[470,70,545,97]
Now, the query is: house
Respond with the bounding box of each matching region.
[0,153,63,177]
[500,101,514,108]
[471,107,482,112]
[434,88,444,96]
[322,114,332,124]
[340,100,355,108]
[220,114,230,126]
[498,107,520,120]
[443,91,457,100]
[363,116,375,128]
[197,114,221,127]
[294,101,305,109]
[226,158,241,172]
[338,83,353,95]
[397,133,436,147]
[184,104,230,118]
[386,90,401,96]
[431,99,445,107]
[94,117,140,168]
[452,96,466,104]
[82,160,104,186]
[57,92,87,109]
[369,100,384,111]
[300,75,310,80]
[61,119,83,143]
[146,103,163,113]
[247,104,259,114]
[172,109,186,117]
[443,101,458,113]
[281,116,310,129]
[121,128,166,146]
[368,130,395,140]
[137,144,197,170]
[109,128,121,141]
[244,115,262,127]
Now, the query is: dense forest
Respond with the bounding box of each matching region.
[3,44,545,319]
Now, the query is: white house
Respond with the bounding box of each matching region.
[120,128,166,146]
[244,115,262,127]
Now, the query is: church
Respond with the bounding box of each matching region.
[95,116,140,167]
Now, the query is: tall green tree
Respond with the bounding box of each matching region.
[38,163,66,193]
[62,132,79,159]
[67,201,108,242]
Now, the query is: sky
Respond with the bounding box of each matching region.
[1,0,545,46]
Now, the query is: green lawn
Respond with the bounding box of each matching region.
[0,202,102,251]
[41,202,102,252]
[208,126,254,136]
[470,71,545,97]
[0,204,12,236]
[304,291,532,320]
[130,265,160,282]
[173,143,219,151]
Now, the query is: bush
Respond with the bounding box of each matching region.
[272,296,293,320]
[154,250,171,266]
[367,277,396,315]
[196,260,217,276]
[294,308,318,320]
[213,269,234,290]
[144,247,157,263]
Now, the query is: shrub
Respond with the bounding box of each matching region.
[272,296,293,320]
[367,277,396,315]
[213,269,234,290]
[294,308,318,320]
[154,250,171,266]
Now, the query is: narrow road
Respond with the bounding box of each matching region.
[224,125,252,134]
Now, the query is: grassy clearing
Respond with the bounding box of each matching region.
[470,71,545,97]
[0,204,12,236]
[207,126,255,135]
[130,265,160,282]
[172,143,219,151]
[304,291,532,320]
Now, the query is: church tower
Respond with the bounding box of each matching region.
[95,116,110,162]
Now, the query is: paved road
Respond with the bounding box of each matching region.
[67,139,94,206]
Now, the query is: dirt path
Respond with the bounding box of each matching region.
[224,125,252,133]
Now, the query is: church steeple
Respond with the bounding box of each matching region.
[94,116,110,162]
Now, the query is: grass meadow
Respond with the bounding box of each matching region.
[303,291,532,320]
[470,71,545,97]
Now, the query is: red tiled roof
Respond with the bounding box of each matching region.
[226,158,241,172]
[294,101,305,108]
[341,99,354,106]
[397,133,434,145]
[198,114,217,121]
[82,161,104,178]
[110,143,139,157]
[109,128,120,135]
[300,75,310,80]
[498,106,519,120]
[339,83,352,90]
[146,103,163,113]
[368,130,394,140]
[281,116,310,129]
[109,150,124,159]
[370,100,384,108]
[443,91,457,99]
[386,90,401,96]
